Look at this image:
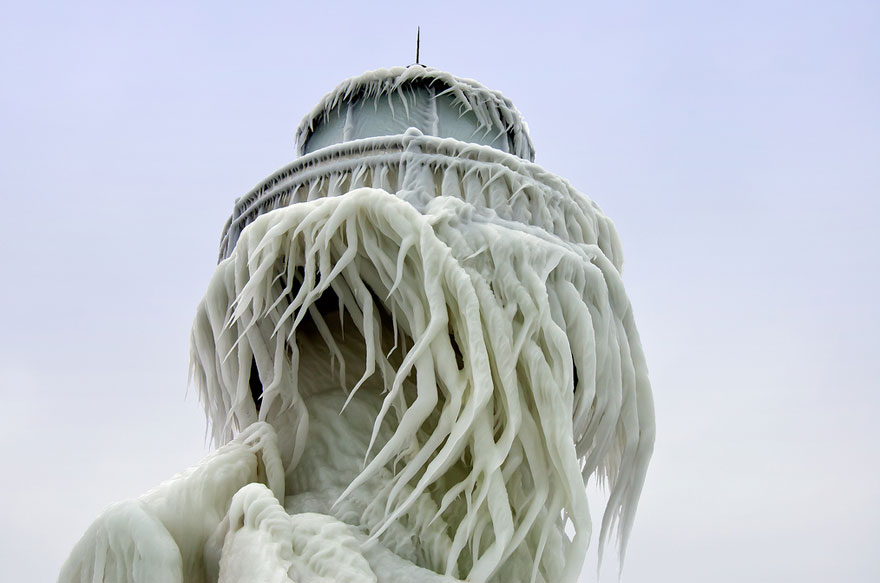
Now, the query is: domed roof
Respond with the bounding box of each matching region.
[295,66,535,162]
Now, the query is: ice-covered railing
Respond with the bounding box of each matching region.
[294,66,535,161]
[218,131,622,267]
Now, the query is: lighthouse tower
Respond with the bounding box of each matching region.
[62,67,654,583]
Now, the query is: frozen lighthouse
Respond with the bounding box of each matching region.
[61,66,655,583]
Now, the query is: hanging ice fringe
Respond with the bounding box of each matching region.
[294,67,536,161]
[192,145,653,583]
[61,66,653,583]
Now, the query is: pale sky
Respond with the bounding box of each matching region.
[1,1,878,582]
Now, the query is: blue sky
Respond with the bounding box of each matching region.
[1,1,878,581]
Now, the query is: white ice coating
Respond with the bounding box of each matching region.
[295,67,535,161]
[60,68,654,583]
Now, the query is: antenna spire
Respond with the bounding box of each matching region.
[415,26,420,65]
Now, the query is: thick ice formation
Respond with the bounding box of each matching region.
[60,67,654,583]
